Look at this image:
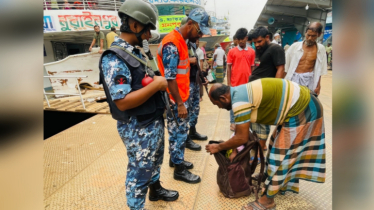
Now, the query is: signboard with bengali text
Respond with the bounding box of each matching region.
[43,10,121,33]
[158,15,185,34]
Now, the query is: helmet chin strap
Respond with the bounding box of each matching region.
[134,27,147,47]
[121,16,148,47]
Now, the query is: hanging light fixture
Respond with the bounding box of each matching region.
[305,4,309,10]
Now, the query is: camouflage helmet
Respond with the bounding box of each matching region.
[118,0,158,30]
[180,16,188,26]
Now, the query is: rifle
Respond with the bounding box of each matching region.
[188,42,209,95]
[142,40,179,127]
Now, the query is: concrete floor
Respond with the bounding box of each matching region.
[44,71,332,210]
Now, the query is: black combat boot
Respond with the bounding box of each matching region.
[189,126,208,140]
[174,163,201,184]
[185,135,201,151]
[148,180,179,201]
[169,157,194,169]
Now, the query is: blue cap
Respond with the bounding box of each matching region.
[188,8,211,35]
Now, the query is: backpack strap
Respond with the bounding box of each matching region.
[110,45,150,68]
[251,131,265,200]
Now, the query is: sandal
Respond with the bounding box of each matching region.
[242,199,276,210]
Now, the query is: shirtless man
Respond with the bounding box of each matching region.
[284,22,328,96]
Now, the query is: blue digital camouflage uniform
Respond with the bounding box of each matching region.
[162,35,190,165]
[101,36,164,210]
[188,43,201,128]
[188,81,200,127]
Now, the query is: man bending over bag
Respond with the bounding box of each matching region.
[206,78,326,210]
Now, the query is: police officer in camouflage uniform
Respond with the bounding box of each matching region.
[180,16,209,152]
[99,0,178,209]
[157,8,211,184]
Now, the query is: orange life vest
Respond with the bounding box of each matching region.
[157,29,190,103]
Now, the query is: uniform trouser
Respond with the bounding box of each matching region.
[167,101,189,165]
[117,117,165,210]
[189,81,200,128]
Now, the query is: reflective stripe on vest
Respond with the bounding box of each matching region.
[156,29,190,102]
[177,68,189,74]
[178,59,188,66]
[158,45,189,75]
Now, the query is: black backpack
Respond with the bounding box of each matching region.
[209,131,265,199]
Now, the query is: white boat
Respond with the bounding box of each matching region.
[43,0,230,98]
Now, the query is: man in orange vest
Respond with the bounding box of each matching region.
[157,8,211,184]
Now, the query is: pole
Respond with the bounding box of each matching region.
[43,88,51,108]
[75,78,86,109]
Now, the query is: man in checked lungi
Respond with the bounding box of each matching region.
[206,78,326,210]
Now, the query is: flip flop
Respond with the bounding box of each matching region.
[242,199,277,210]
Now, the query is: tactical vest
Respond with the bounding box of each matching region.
[188,42,198,83]
[157,29,190,102]
[99,47,164,124]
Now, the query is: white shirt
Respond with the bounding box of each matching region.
[196,47,204,69]
[213,47,226,66]
[284,44,290,51]
[285,41,328,91]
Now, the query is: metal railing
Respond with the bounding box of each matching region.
[44,75,88,109]
[43,0,123,11]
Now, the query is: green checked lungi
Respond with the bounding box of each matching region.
[215,65,224,83]
[264,95,326,197]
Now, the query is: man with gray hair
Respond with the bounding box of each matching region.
[284,22,328,97]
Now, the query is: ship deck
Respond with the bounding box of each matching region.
[44,71,332,210]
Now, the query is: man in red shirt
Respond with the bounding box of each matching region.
[226,28,255,131]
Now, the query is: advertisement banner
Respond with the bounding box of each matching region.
[158,15,185,34]
[323,25,332,42]
[43,10,121,33]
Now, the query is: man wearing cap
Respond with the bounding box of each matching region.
[99,0,179,209]
[157,8,211,184]
[272,33,281,46]
[171,16,207,152]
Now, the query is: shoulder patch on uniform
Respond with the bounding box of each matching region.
[114,75,127,85]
